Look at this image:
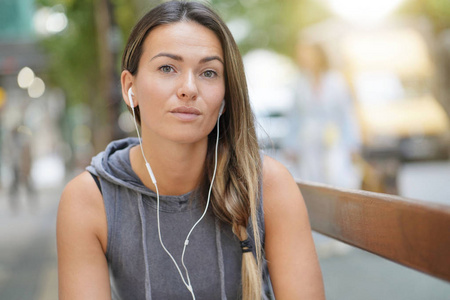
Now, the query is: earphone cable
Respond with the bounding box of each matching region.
[181,113,221,289]
[130,92,222,300]
[130,104,155,183]
[131,105,195,298]
[130,98,194,299]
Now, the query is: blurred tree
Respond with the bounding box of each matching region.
[398,0,450,116]
[210,0,329,57]
[399,0,450,33]
[35,0,160,155]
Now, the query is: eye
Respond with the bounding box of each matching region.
[203,70,217,78]
[159,65,174,73]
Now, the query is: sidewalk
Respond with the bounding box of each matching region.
[317,239,450,300]
[0,184,60,300]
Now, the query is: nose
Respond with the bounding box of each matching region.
[177,71,198,101]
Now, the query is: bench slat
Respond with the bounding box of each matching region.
[298,181,450,282]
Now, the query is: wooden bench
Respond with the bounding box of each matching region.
[297,180,450,282]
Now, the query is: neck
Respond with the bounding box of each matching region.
[130,135,208,196]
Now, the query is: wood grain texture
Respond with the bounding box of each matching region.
[297,180,450,282]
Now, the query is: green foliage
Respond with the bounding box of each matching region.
[209,0,329,56]
[399,0,450,32]
[423,0,450,31]
[35,0,99,106]
[111,0,137,41]
[34,0,143,152]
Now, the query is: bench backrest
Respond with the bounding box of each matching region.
[298,180,450,282]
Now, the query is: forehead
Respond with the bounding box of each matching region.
[141,21,223,61]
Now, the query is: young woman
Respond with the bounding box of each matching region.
[57,1,325,299]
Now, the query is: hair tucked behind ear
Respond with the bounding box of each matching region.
[121,2,263,298]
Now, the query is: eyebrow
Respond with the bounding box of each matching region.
[150,52,224,65]
[151,53,182,61]
[199,55,224,65]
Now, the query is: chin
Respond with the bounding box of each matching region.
[168,131,209,145]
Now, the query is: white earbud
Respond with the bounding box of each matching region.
[128,87,135,108]
[127,87,157,185]
[219,100,225,116]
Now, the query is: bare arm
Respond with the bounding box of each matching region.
[263,156,325,299]
[57,171,111,299]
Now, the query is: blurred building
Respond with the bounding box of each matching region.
[0,0,47,74]
[0,0,66,191]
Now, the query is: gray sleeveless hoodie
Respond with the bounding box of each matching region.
[86,138,272,300]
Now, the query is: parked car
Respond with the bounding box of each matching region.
[243,49,297,149]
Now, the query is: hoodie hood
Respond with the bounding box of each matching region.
[87,137,161,198]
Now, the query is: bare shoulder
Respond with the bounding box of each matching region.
[61,170,102,196]
[59,171,104,220]
[262,155,303,210]
[262,155,296,186]
[58,171,107,252]
[261,156,325,299]
[57,172,111,298]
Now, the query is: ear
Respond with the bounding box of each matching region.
[121,70,137,107]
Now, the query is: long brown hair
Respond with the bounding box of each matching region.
[121,1,263,298]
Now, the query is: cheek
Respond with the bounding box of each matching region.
[203,80,226,101]
[141,76,174,97]
[136,91,165,128]
[136,80,171,114]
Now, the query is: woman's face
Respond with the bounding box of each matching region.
[297,44,319,72]
[130,21,225,145]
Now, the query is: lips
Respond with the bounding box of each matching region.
[170,106,201,115]
[170,106,201,121]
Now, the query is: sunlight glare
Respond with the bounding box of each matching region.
[326,0,406,23]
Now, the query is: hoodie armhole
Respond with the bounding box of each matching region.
[89,172,103,195]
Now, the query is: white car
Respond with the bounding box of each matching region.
[243,49,297,149]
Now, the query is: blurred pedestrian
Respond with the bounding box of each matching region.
[285,42,362,189]
[7,125,36,211]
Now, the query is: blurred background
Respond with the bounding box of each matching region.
[0,0,449,299]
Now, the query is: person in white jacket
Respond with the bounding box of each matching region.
[285,42,362,189]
